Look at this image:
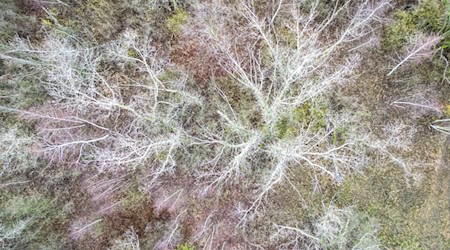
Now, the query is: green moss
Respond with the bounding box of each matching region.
[274,102,327,139]
[1,194,54,220]
[383,0,449,51]
[444,104,450,116]
[0,160,87,247]
[167,9,189,35]
[41,18,54,28]
[319,208,380,249]
[158,69,184,82]
[69,0,158,42]
[383,11,418,51]
[155,151,168,162]
[297,0,347,23]
[261,44,273,67]
[127,48,139,58]
[415,0,447,31]
[78,0,115,36]
[440,1,450,49]
[176,243,196,250]
[17,80,47,108]
[274,116,290,139]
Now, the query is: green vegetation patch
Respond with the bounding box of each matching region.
[167,8,189,35]
[0,0,39,42]
[383,0,449,51]
[176,243,196,250]
[274,101,327,139]
[0,193,69,249]
[337,166,449,249]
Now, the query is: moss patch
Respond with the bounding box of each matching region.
[383,0,449,51]
[274,101,327,139]
[167,8,189,36]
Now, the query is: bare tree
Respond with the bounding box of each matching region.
[184,0,391,225]
[1,31,201,179]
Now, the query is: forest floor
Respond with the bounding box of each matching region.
[1,0,450,249]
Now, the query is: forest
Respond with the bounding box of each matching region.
[0,0,449,249]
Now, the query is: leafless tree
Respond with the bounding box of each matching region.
[1,31,201,180]
[185,0,391,225]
